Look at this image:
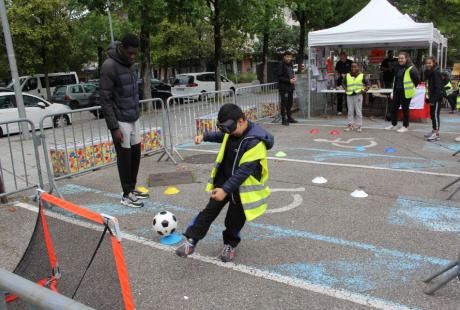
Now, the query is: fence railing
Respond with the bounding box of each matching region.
[0,84,283,200]
[0,267,94,310]
[234,82,280,121]
[165,90,235,155]
[0,118,44,201]
[38,99,174,197]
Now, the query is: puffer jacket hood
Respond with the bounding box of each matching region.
[107,41,132,67]
[246,121,274,150]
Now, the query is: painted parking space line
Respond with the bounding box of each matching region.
[15,201,417,310]
[178,147,460,178]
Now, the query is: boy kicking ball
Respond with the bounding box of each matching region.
[175,104,274,262]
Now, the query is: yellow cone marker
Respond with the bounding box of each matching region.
[136,186,149,194]
[164,186,180,195]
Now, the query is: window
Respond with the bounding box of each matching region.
[22,78,38,91]
[22,95,43,107]
[54,86,66,96]
[83,84,97,93]
[197,74,215,82]
[70,85,84,93]
[0,95,14,109]
[174,75,194,86]
[40,74,77,88]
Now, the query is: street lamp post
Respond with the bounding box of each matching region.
[107,0,114,42]
[0,0,29,138]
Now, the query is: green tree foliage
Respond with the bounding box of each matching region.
[8,0,80,98]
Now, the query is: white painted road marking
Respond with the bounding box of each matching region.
[15,202,413,310]
[179,148,460,178]
[267,187,305,214]
[314,138,378,149]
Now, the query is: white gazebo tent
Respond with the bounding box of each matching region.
[306,0,447,117]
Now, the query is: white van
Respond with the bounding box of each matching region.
[7,72,79,100]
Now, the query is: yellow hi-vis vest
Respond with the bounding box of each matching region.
[425,80,430,99]
[345,73,364,95]
[445,82,453,95]
[457,94,460,110]
[403,66,416,99]
[206,134,270,221]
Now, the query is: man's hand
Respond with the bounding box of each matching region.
[194,135,203,144]
[211,188,227,201]
[290,77,296,85]
[111,129,124,145]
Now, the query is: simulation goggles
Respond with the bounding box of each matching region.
[216,119,237,134]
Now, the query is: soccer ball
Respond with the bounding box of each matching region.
[152,211,177,236]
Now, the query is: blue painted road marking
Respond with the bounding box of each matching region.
[389,196,460,232]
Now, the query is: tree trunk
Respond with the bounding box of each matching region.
[43,53,51,100]
[212,0,222,91]
[163,62,168,82]
[262,31,269,84]
[297,12,306,73]
[140,19,151,100]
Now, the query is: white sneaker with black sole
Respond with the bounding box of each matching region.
[131,190,149,200]
[121,192,144,208]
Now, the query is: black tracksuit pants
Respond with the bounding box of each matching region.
[447,93,457,111]
[279,89,294,120]
[391,89,411,128]
[430,101,441,131]
[113,142,141,196]
[185,195,246,248]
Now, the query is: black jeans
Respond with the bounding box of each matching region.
[337,93,344,113]
[279,89,293,119]
[391,90,411,128]
[430,101,441,131]
[185,196,246,247]
[446,94,457,111]
[113,142,141,196]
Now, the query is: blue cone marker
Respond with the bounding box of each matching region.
[159,233,183,245]
[385,147,396,153]
[355,146,366,151]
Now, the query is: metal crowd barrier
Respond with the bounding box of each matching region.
[0,267,94,310]
[39,99,174,197]
[0,119,44,201]
[165,90,235,157]
[234,83,280,121]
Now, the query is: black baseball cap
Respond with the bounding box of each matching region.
[216,104,244,133]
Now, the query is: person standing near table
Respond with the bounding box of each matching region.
[278,51,298,126]
[380,51,398,89]
[385,52,419,133]
[423,57,443,141]
[343,62,370,132]
[335,51,353,115]
[441,72,457,113]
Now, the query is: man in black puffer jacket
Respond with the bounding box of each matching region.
[278,51,298,126]
[100,33,147,208]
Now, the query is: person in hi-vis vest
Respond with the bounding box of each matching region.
[343,62,370,133]
[385,52,420,133]
[175,104,274,262]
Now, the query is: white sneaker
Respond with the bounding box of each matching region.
[344,126,353,132]
[337,112,343,116]
[455,136,460,142]
[356,127,362,133]
[384,125,397,131]
[397,127,409,133]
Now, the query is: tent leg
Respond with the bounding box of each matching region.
[307,47,312,119]
[429,42,433,56]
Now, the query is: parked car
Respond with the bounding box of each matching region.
[52,83,98,110]
[0,92,72,137]
[171,72,235,97]
[88,79,172,117]
[6,72,79,100]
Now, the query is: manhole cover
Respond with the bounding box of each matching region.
[183,154,215,164]
[148,171,195,187]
